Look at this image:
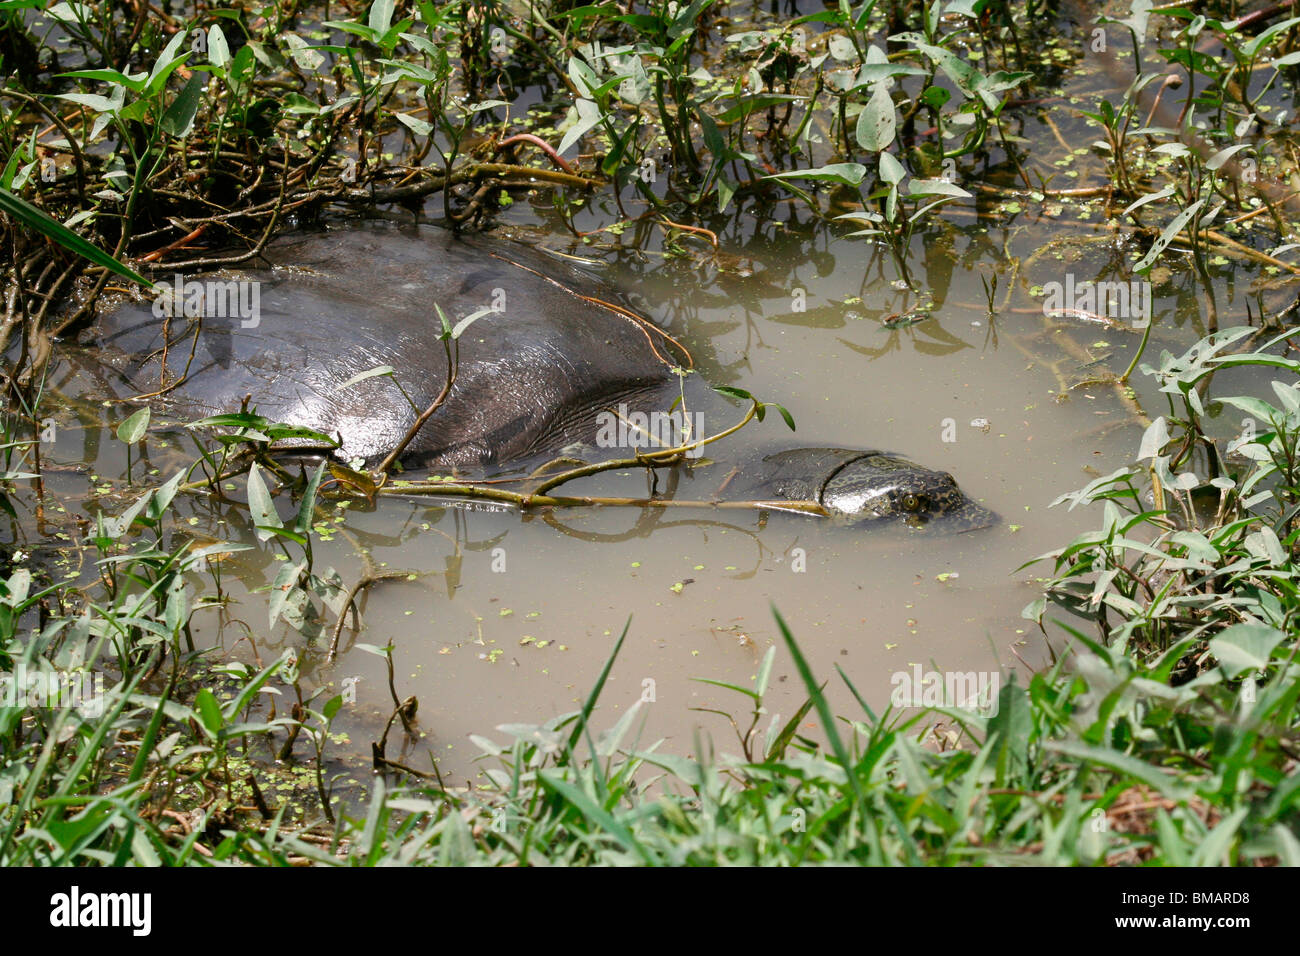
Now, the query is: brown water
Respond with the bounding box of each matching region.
[21,5,1294,782]
[34,208,1217,782]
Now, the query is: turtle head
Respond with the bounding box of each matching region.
[819,454,997,532]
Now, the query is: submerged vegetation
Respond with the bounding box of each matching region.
[2,0,1300,864]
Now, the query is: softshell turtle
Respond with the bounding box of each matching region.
[723,447,996,532]
[94,221,674,467]
[85,220,995,531]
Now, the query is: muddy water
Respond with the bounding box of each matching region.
[296,225,1144,777]
[36,208,1187,782]
[31,23,1288,781]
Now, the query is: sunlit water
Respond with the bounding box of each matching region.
[32,208,1205,781]
[18,4,1294,783]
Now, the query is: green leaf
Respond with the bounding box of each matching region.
[1047,740,1186,799]
[268,559,306,627]
[712,385,754,402]
[392,111,433,137]
[920,85,950,110]
[851,63,930,86]
[339,366,395,389]
[323,695,343,721]
[763,402,796,431]
[368,0,396,35]
[714,93,802,124]
[451,306,494,339]
[1189,808,1248,866]
[1217,395,1280,427]
[116,407,150,444]
[259,525,308,547]
[263,424,336,445]
[877,151,906,185]
[282,33,326,71]
[692,677,760,701]
[0,188,155,288]
[194,688,224,736]
[537,769,653,862]
[764,163,867,186]
[772,606,862,802]
[145,30,191,95]
[208,24,231,69]
[1242,17,1300,58]
[1133,199,1205,273]
[563,618,630,756]
[56,67,147,94]
[855,81,896,152]
[190,412,269,430]
[1135,416,1173,461]
[321,20,378,44]
[558,98,603,155]
[908,178,971,198]
[295,462,326,535]
[1209,623,1285,678]
[913,41,980,97]
[764,693,816,761]
[987,677,1030,785]
[222,651,293,720]
[435,303,453,340]
[161,73,203,138]
[754,645,776,698]
[246,464,281,542]
[1205,143,1250,171]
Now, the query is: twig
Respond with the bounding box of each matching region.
[493,133,576,175]
[374,337,457,479]
[326,570,415,663]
